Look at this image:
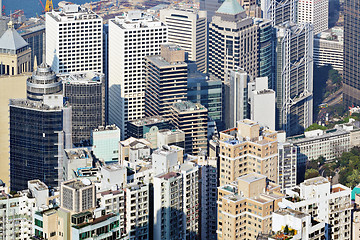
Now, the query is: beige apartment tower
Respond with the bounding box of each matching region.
[219,119,278,186]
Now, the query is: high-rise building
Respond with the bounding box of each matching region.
[145,44,188,118]
[297,0,328,34]
[92,125,120,164]
[343,0,360,106]
[0,21,31,75]
[208,0,273,84]
[9,98,72,191]
[61,72,105,145]
[45,4,103,74]
[170,101,208,155]
[108,11,167,139]
[26,63,62,101]
[187,65,223,128]
[275,22,313,136]
[160,8,207,73]
[277,141,297,190]
[219,119,278,186]
[283,177,352,240]
[261,0,297,26]
[217,173,284,240]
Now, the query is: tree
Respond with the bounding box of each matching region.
[305,169,320,180]
[305,123,327,132]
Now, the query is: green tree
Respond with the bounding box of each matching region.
[305,169,320,180]
[305,123,327,132]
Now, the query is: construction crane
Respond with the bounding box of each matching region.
[44,0,53,12]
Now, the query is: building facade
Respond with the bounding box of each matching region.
[297,0,328,34]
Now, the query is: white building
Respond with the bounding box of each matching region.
[297,0,328,34]
[92,125,120,164]
[108,11,167,138]
[261,0,297,26]
[269,208,326,240]
[99,164,127,191]
[45,4,103,74]
[160,8,207,73]
[151,145,183,176]
[248,76,276,130]
[282,177,352,240]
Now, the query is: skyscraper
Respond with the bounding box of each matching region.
[261,0,297,26]
[160,8,207,73]
[9,98,72,191]
[45,4,103,74]
[343,0,360,106]
[61,72,105,145]
[297,0,328,34]
[275,22,313,136]
[108,11,167,139]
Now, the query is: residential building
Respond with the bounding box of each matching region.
[277,142,297,190]
[283,177,352,240]
[353,194,360,240]
[265,208,326,240]
[119,137,151,166]
[209,1,273,84]
[99,164,127,191]
[0,21,31,75]
[63,148,93,181]
[91,125,120,164]
[297,0,328,34]
[18,18,45,70]
[26,63,62,102]
[170,101,208,155]
[127,116,172,142]
[217,173,284,240]
[198,155,218,240]
[314,27,344,73]
[151,145,183,176]
[145,44,188,118]
[187,65,223,128]
[61,72,105,145]
[261,0,297,26]
[108,11,167,139]
[343,0,360,106]
[45,4,103,74]
[9,98,72,191]
[275,22,314,136]
[219,119,278,186]
[160,7,207,72]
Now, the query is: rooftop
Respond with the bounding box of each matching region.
[303,177,329,186]
[158,171,180,180]
[0,22,28,51]
[93,125,119,132]
[172,100,206,112]
[63,179,93,190]
[238,173,266,183]
[274,207,308,218]
[102,164,125,172]
[129,116,169,127]
[28,180,48,191]
[10,99,63,111]
[59,72,104,85]
[216,0,245,15]
[64,148,92,160]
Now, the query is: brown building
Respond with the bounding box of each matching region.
[219,119,278,186]
[217,173,284,240]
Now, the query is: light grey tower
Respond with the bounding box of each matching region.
[261,0,297,26]
[275,22,313,136]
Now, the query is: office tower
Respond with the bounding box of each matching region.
[127,116,172,139]
[92,125,120,164]
[0,74,29,187]
[261,208,326,240]
[170,101,208,155]
[153,162,199,240]
[283,177,352,239]
[160,8,207,73]
[217,173,284,240]
[314,27,344,73]
[198,155,218,240]
[209,0,273,83]
[26,63,62,101]
[261,0,297,26]
[224,69,250,129]
[145,44,188,118]
[9,98,72,191]
[45,4,103,74]
[219,119,278,186]
[61,72,105,145]
[109,11,167,139]
[248,76,276,130]
[18,18,45,70]
[60,179,96,213]
[275,22,313,136]
[187,65,223,128]
[343,0,360,106]
[0,21,31,75]
[297,0,328,34]
[277,142,297,190]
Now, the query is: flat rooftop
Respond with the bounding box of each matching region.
[94,125,119,132]
[10,99,63,111]
[303,177,329,186]
[173,101,206,112]
[60,72,104,84]
[238,173,266,183]
[65,148,91,160]
[147,54,187,68]
[102,164,125,172]
[157,171,180,180]
[129,116,169,127]
[28,180,48,191]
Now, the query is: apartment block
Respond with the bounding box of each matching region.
[283,177,352,240]
[219,119,278,186]
[217,173,284,240]
[277,142,297,190]
[45,4,103,74]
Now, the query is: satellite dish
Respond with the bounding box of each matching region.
[278,202,287,209]
[82,178,91,186]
